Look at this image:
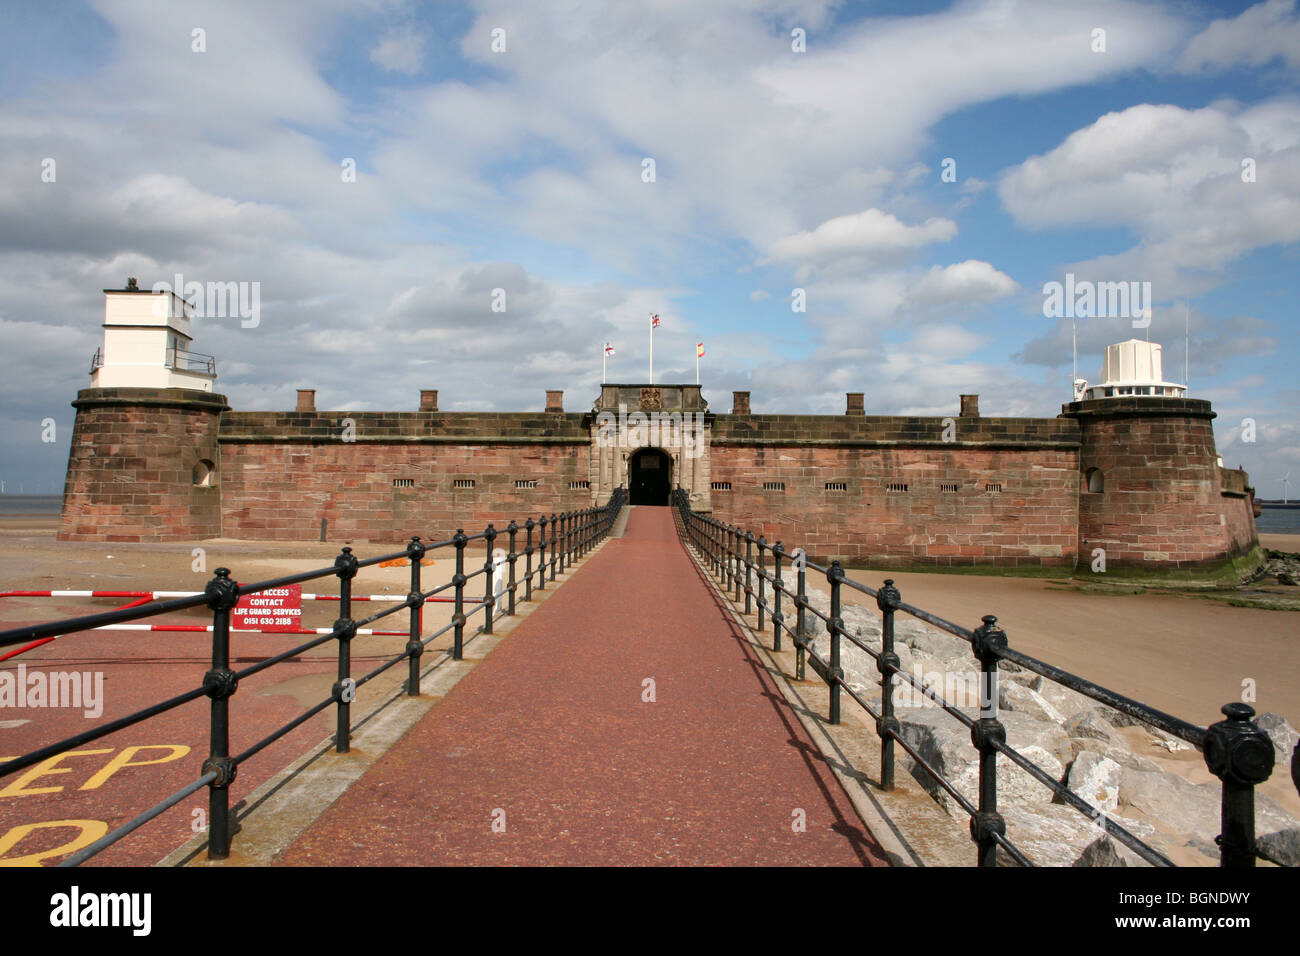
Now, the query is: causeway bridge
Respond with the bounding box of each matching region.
[0,489,1295,868]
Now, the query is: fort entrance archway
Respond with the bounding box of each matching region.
[629,448,671,506]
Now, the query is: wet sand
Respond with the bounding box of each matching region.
[1260,532,1300,552]
[837,559,1299,733]
[832,534,1300,822]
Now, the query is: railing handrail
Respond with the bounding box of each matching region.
[671,486,1283,868]
[0,485,627,866]
[165,345,216,375]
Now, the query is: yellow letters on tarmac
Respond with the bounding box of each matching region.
[0,749,113,797]
[80,745,190,790]
[0,743,196,864]
[0,819,108,866]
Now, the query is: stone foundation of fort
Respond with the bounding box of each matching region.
[58,381,1261,575]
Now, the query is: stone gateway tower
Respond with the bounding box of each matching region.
[59,285,1261,577]
[589,385,711,509]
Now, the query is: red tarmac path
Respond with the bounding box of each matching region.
[279,507,888,866]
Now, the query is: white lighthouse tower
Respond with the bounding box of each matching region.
[1073,339,1186,402]
[89,278,217,391]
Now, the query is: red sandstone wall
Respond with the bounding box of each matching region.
[219,441,593,544]
[59,389,225,542]
[1219,467,1259,556]
[706,445,1080,568]
[1074,404,1245,569]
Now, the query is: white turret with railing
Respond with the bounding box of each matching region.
[1072,339,1186,402]
[89,278,217,391]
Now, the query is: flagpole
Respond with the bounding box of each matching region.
[602,344,606,384]
[696,350,699,385]
[649,321,654,384]
[1072,316,1077,392]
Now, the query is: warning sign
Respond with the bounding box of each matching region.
[233,584,303,632]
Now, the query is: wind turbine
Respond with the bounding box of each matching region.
[1281,473,1292,505]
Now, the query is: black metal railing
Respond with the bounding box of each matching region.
[674,487,1288,868]
[0,486,626,865]
[165,346,217,375]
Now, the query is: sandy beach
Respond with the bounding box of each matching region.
[839,543,1300,732]
[1260,533,1300,552]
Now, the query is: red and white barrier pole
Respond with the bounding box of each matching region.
[0,590,470,603]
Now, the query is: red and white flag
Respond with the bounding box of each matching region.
[604,342,615,356]
[650,313,661,328]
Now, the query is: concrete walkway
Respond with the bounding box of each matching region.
[277,507,888,866]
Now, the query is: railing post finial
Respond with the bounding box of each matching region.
[1204,702,1275,867]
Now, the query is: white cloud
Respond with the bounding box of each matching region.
[908,260,1018,308]
[1176,0,1300,73]
[767,209,957,266]
[371,24,428,75]
[908,324,989,360]
[0,0,1291,496]
[373,0,1190,263]
[999,99,1300,298]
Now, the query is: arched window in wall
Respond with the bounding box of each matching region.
[193,459,216,486]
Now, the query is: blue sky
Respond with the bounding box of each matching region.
[0,0,1297,497]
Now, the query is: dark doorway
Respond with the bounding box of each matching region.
[629,448,671,506]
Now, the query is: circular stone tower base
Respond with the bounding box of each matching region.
[59,387,230,542]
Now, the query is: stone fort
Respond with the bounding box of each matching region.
[59,284,1261,573]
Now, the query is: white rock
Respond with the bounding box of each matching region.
[1065,751,1121,814]
[1256,828,1300,868]
[1119,767,1223,838]
[1064,711,1128,751]
[898,710,1068,817]
[1257,712,1300,768]
[1073,837,1128,867]
[1037,681,1103,722]
[998,804,1095,866]
[898,623,969,662]
[1151,734,1193,753]
[1000,681,1067,725]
